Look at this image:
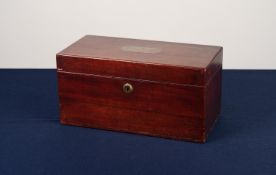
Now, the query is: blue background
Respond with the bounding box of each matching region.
[0,70,275,175]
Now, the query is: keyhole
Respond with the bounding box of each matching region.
[123,83,133,94]
[126,86,130,91]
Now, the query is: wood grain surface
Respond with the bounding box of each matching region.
[57,35,222,143]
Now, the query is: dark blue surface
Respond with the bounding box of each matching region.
[0,69,275,175]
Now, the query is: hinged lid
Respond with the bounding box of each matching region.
[57,35,222,86]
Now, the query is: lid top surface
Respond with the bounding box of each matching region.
[58,35,222,68]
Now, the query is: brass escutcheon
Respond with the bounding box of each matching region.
[123,83,133,94]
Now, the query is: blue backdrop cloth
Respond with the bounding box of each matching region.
[0,69,275,175]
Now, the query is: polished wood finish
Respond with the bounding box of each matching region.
[58,35,221,68]
[57,35,223,143]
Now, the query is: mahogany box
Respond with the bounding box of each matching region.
[56,35,223,143]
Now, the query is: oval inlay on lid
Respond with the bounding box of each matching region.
[121,45,161,54]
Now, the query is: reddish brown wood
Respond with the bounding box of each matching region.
[60,103,205,142]
[204,50,223,138]
[57,56,205,86]
[58,35,221,68]
[57,35,223,143]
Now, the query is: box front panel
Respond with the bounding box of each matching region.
[57,71,205,142]
[60,102,205,141]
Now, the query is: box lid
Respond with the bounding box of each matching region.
[57,35,222,86]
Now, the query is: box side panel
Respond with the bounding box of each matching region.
[204,50,222,140]
[57,71,206,142]
[204,47,223,84]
